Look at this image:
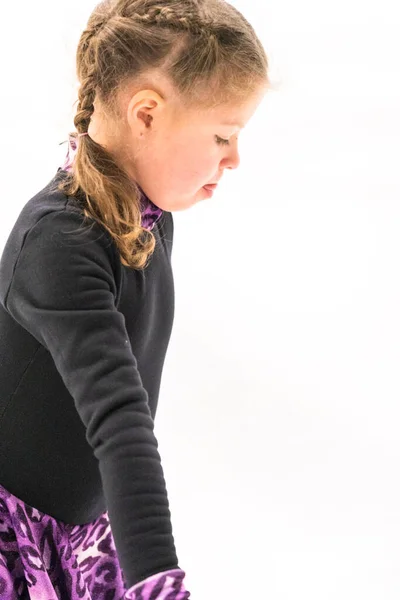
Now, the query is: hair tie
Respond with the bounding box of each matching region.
[78,132,89,137]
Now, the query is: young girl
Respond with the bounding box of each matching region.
[0,0,269,598]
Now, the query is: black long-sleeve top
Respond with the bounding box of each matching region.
[0,169,180,588]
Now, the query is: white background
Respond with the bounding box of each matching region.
[1,1,399,598]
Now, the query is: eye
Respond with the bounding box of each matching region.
[216,135,230,146]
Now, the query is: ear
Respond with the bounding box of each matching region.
[127,90,165,134]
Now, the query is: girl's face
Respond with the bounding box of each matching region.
[90,78,267,212]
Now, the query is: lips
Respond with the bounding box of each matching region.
[204,183,218,190]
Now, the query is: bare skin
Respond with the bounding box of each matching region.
[88,71,268,211]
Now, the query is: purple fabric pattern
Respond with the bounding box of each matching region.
[125,569,190,600]
[60,133,163,232]
[0,483,190,599]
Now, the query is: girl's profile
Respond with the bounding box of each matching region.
[0,1,270,598]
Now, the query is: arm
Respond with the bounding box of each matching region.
[3,208,188,595]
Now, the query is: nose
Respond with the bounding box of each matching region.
[221,143,241,171]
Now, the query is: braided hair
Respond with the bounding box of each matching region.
[58,0,270,269]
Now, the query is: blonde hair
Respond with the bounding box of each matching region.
[57,0,271,269]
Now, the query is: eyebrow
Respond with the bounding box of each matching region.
[222,120,244,128]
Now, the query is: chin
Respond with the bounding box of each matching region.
[150,186,207,212]
[161,192,204,212]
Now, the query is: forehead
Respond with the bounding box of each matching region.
[171,85,267,131]
[212,88,267,127]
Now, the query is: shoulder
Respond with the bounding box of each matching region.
[0,172,119,309]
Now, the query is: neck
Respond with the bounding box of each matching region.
[59,133,163,231]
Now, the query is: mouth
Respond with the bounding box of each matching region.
[203,184,218,190]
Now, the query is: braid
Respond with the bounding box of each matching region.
[130,4,213,36]
[73,26,104,135]
[73,3,212,135]
[73,3,211,136]
[74,73,97,135]
[74,8,112,135]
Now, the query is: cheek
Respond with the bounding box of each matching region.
[156,135,216,190]
[187,147,217,178]
[169,148,208,184]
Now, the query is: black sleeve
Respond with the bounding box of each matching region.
[4,209,179,588]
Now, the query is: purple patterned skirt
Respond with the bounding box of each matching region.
[0,482,129,599]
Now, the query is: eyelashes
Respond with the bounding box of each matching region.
[216,135,230,146]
